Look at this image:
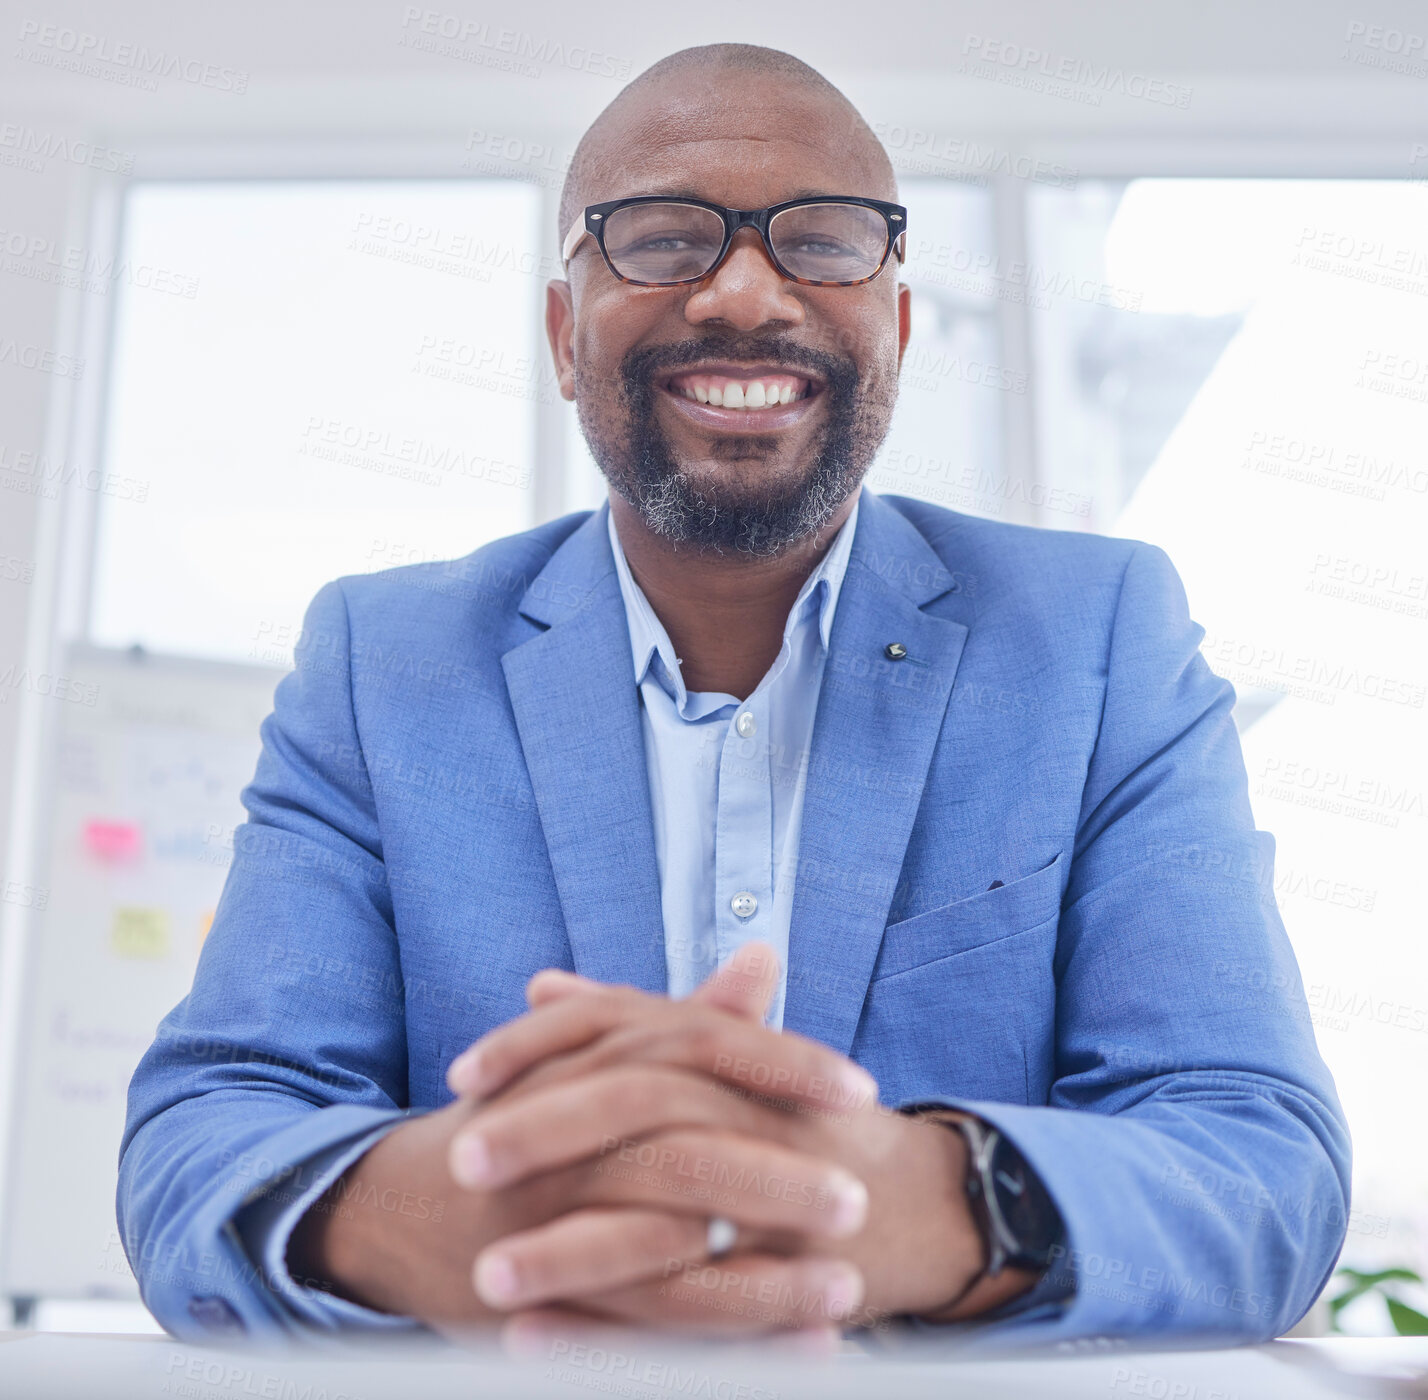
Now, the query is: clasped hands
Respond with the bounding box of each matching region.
[295,943,998,1342]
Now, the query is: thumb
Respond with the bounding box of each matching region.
[691,941,781,1023]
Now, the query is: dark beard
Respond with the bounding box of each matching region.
[575,334,889,559]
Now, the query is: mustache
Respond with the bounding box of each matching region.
[619,335,859,394]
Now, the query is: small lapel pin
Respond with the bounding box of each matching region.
[884,642,908,660]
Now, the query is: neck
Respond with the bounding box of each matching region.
[610,488,859,701]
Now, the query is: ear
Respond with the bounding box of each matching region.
[545,277,576,402]
[895,279,912,374]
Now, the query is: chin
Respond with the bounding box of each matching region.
[673,447,812,492]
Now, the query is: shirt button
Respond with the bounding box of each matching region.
[735,711,756,738]
[730,892,758,919]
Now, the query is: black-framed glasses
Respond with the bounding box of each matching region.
[561,195,908,288]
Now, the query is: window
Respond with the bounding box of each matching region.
[85,169,1428,1312]
[1030,178,1428,1286]
[90,179,543,666]
[866,181,1005,512]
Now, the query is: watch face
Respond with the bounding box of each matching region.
[988,1133,1062,1267]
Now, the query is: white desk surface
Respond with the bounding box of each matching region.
[2,1332,1427,1400]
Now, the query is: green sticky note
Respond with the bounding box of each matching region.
[111,906,171,959]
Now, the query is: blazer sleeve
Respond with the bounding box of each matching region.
[116,579,424,1341]
[904,541,1351,1345]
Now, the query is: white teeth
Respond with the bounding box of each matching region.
[672,379,807,408]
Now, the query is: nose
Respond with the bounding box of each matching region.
[683,227,805,332]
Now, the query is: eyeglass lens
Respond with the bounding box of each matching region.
[599,201,891,284]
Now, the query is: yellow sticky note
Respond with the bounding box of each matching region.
[111,906,171,959]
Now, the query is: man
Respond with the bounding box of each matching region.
[118,44,1350,1345]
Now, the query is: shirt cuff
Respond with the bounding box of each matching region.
[232,1114,429,1332]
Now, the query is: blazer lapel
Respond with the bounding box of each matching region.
[782,493,969,1055]
[499,491,969,1041]
[500,502,668,994]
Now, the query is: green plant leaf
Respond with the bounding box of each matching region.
[1336,1268,1422,1287]
[1386,1299,1428,1336]
[1327,1266,1426,1332]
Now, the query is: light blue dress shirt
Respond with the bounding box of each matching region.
[606,489,862,1029]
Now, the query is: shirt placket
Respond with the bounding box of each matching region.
[713,682,773,988]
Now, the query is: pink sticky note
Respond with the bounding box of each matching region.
[83,820,143,863]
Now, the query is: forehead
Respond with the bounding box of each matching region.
[583,75,891,207]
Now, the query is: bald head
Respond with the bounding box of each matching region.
[557,44,897,248]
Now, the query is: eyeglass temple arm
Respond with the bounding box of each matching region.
[561,216,589,270]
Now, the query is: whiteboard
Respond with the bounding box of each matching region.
[0,643,285,1299]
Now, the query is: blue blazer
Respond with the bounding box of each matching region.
[119,490,1350,1342]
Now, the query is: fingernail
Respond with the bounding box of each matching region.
[529,968,584,990]
[816,1263,864,1322]
[475,1252,520,1306]
[732,942,778,974]
[526,968,591,1007]
[451,1133,495,1188]
[446,1048,484,1093]
[839,1064,878,1107]
[828,1174,869,1235]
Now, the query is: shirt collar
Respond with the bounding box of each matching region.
[607,488,863,699]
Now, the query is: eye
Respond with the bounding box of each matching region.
[789,236,858,258]
[627,233,697,252]
[610,227,720,259]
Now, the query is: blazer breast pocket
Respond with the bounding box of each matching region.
[854,852,1064,1107]
[870,851,1064,983]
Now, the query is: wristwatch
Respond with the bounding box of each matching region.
[909,1107,1064,1279]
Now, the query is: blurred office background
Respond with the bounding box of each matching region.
[1,0,1425,1336]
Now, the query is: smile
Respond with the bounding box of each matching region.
[658,361,825,433]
